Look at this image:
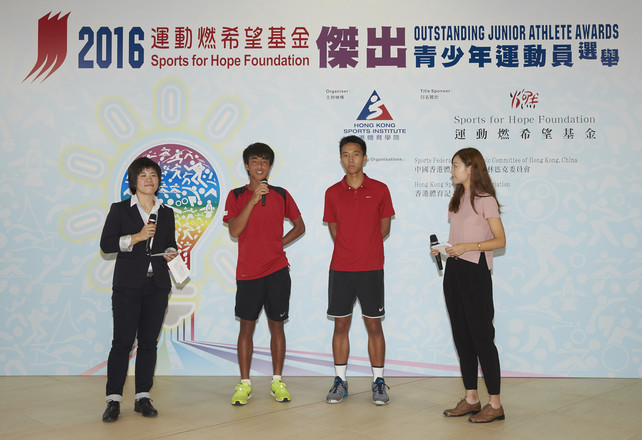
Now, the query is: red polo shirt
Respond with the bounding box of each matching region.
[323,174,395,271]
[223,185,301,280]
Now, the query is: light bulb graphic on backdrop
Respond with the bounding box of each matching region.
[121,144,220,269]
[120,144,220,330]
[59,81,242,372]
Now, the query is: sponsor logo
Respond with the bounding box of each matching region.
[24,12,70,82]
[510,89,539,109]
[342,90,407,148]
[356,90,393,120]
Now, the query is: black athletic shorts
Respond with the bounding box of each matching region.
[235,266,291,321]
[327,269,384,318]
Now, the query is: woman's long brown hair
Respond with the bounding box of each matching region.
[449,147,501,214]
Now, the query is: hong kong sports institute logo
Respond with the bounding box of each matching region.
[356,90,393,120]
[344,89,405,142]
[24,12,70,82]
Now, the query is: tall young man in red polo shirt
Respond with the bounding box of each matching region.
[323,135,395,405]
[223,142,305,405]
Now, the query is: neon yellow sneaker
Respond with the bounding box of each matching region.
[270,380,291,402]
[231,382,252,405]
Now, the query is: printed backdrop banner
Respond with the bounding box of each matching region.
[1,0,640,378]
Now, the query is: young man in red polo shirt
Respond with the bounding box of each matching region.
[223,142,305,405]
[323,135,395,405]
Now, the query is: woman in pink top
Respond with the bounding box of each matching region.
[432,147,506,423]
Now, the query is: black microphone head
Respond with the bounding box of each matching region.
[430,234,438,245]
[148,213,157,224]
[260,179,268,206]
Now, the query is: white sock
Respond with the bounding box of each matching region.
[372,366,384,381]
[272,375,282,383]
[334,364,347,381]
[241,378,251,386]
[134,392,151,401]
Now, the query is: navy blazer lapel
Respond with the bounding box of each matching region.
[127,201,145,229]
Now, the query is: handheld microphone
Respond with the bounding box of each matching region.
[146,213,157,255]
[261,178,268,206]
[430,234,443,271]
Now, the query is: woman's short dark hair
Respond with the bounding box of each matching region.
[243,142,275,165]
[339,135,366,155]
[127,156,162,195]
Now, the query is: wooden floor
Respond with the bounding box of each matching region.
[0,376,640,439]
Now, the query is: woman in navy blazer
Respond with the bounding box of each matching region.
[99,157,178,422]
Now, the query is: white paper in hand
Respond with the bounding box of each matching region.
[167,254,190,284]
[431,242,452,257]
